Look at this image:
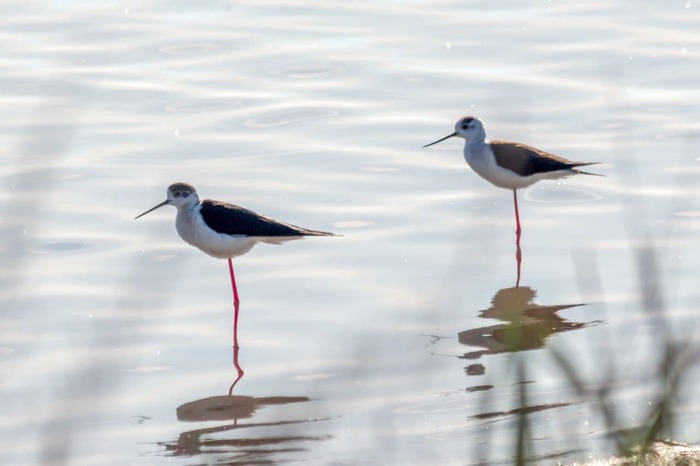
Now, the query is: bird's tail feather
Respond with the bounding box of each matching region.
[308,231,336,236]
[573,162,604,177]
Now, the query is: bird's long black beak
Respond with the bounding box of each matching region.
[135,200,170,219]
[422,132,458,148]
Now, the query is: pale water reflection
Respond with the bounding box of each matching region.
[1,0,699,465]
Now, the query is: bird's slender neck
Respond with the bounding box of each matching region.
[174,200,201,244]
[175,200,200,220]
[176,195,200,210]
[464,126,488,154]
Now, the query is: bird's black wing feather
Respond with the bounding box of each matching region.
[199,200,333,237]
[515,143,597,175]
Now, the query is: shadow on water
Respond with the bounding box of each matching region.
[159,301,330,464]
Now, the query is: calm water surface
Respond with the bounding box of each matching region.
[1,1,699,464]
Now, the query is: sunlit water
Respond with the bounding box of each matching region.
[1,1,699,464]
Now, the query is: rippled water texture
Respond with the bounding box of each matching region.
[1,1,699,464]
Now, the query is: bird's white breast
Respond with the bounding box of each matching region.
[175,204,258,259]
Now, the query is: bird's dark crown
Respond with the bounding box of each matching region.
[168,182,196,198]
[459,116,476,129]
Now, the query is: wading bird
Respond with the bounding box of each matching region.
[136,182,334,327]
[424,116,600,241]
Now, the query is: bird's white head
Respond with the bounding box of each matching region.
[135,182,200,219]
[166,182,199,208]
[453,116,485,139]
[423,116,486,148]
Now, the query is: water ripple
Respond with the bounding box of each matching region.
[244,106,339,128]
[267,64,345,79]
[164,100,241,113]
[523,186,603,204]
[26,239,102,255]
[159,42,223,55]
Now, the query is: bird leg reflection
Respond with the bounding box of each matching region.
[515,241,522,288]
[228,300,245,395]
[513,189,522,243]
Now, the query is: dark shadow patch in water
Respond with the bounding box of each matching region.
[466,384,493,392]
[471,401,572,420]
[244,107,339,128]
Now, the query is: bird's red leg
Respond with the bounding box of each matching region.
[513,190,522,242]
[228,259,240,326]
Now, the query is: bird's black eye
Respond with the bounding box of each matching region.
[462,124,470,130]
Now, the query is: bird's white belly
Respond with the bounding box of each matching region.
[465,147,573,190]
[176,208,258,259]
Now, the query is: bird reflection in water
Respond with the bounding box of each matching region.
[160,301,329,463]
[459,244,590,375]
[459,286,587,364]
[160,394,328,462]
[457,245,594,430]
